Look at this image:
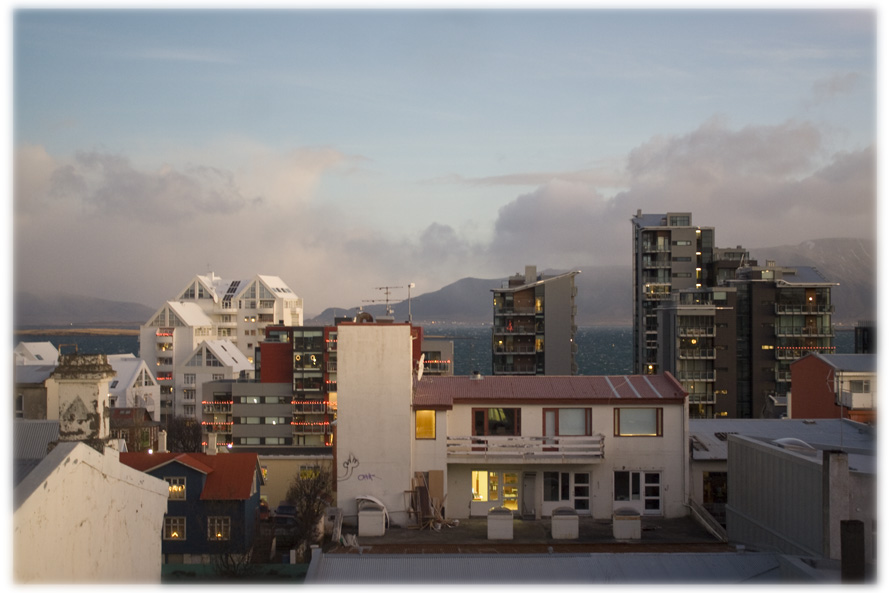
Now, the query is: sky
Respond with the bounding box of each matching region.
[10,7,879,318]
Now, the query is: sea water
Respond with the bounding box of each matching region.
[15,326,854,377]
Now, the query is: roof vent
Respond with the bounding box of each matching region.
[471,371,483,380]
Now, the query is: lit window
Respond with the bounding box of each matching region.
[614,408,663,437]
[472,408,520,436]
[415,410,436,439]
[207,516,231,541]
[166,477,186,499]
[164,516,186,540]
[471,470,498,502]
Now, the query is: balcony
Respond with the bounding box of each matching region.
[676,371,715,382]
[494,306,538,317]
[678,327,715,338]
[293,421,330,435]
[446,434,604,463]
[775,304,834,315]
[493,345,536,355]
[202,422,233,434]
[839,389,875,410]
[492,325,537,336]
[202,401,233,414]
[292,400,333,414]
[492,363,537,375]
[678,348,716,359]
[774,327,834,338]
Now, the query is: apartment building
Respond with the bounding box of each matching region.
[631,211,715,375]
[491,265,580,376]
[728,262,837,418]
[789,353,876,423]
[335,323,690,526]
[139,273,303,424]
[107,354,161,422]
[658,287,738,418]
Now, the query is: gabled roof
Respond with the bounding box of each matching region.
[119,452,262,500]
[107,354,156,394]
[14,364,57,385]
[14,341,60,365]
[185,339,251,371]
[109,407,159,427]
[414,374,687,409]
[792,352,877,374]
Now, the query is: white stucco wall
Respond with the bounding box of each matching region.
[335,324,415,525]
[14,443,169,583]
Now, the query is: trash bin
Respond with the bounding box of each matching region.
[551,506,579,540]
[612,507,641,540]
[487,506,514,540]
[358,499,386,537]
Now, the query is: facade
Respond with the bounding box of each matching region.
[420,336,454,376]
[120,450,265,564]
[728,263,837,418]
[335,322,690,526]
[789,353,876,423]
[109,407,161,452]
[657,287,738,418]
[178,339,252,435]
[631,211,715,375]
[491,265,580,375]
[13,364,56,419]
[726,432,876,564]
[44,353,116,442]
[139,273,303,424]
[107,353,161,421]
[14,438,169,583]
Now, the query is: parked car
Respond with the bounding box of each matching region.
[272,515,297,548]
[275,502,296,517]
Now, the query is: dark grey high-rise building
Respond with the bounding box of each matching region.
[631,211,715,375]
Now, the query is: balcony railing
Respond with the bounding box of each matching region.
[446,434,604,462]
[494,306,538,316]
[774,327,834,337]
[292,421,330,435]
[775,304,834,315]
[202,422,233,434]
[676,371,715,381]
[678,348,716,359]
[202,402,233,413]
[492,363,538,374]
[292,401,333,414]
[492,325,537,336]
[493,345,537,355]
[678,327,715,337]
[839,390,875,410]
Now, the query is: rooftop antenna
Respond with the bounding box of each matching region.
[362,286,402,317]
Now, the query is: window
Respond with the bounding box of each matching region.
[614,408,662,436]
[544,472,590,511]
[614,471,662,513]
[471,470,498,502]
[16,394,24,418]
[849,380,871,393]
[184,374,196,385]
[207,516,231,541]
[164,516,186,540]
[166,477,186,500]
[543,408,591,436]
[472,408,521,436]
[415,410,436,439]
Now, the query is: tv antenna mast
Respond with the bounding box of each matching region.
[362,286,402,317]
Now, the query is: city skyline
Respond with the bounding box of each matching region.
[11,8,877,317]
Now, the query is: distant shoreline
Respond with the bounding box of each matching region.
[14,328,140,336]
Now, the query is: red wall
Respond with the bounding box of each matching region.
[790,356,852,420]
[259,342,293,384]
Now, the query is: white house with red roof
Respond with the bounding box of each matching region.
[335,323,690,526]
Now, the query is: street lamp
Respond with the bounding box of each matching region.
[408,283,415,323]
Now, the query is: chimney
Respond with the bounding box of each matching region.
[207,432,218,455]
[158,430,167,453]
[525,265,537,284]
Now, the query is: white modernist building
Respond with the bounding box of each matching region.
[14,341,60,366]
[335,323,690,527]
[107,354,161,422]
[139,273,303,423]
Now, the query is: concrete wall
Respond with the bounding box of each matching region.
[258,455,333,509]
[14,443,169,583]
[335,324,415,525]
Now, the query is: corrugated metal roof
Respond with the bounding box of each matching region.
[688,418,876,462]
[14,419,60,460]
[414,374,687,409]
[13,364,57,384]
[806,353,876,373]
[306,552,782,584]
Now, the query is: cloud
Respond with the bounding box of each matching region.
[810,72,863,105]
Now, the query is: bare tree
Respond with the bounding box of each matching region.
[165,416,203,452]
[284,468,333,562]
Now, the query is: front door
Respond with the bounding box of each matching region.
[613,470,662,515]
[521,473,536,518]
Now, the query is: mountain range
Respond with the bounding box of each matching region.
[13,238,876,329]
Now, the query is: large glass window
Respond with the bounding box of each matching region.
[415,410,436,439]
[544,408,591,436]
[164,516,186,540]
[614,408,662,436]
[471,470,498,502]
[472,408,521,436]
[207,516,231,541]
[165,477,186,500]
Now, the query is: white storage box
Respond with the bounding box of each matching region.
[612,507,641,540]
[357,500,386,537]
[487,506,514,540]
[551,507,579,540]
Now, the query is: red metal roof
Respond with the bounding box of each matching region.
[119,452,260,500]
[413,374,687,409]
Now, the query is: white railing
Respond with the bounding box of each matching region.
[840,390,875,410]
[446,434,604,460]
